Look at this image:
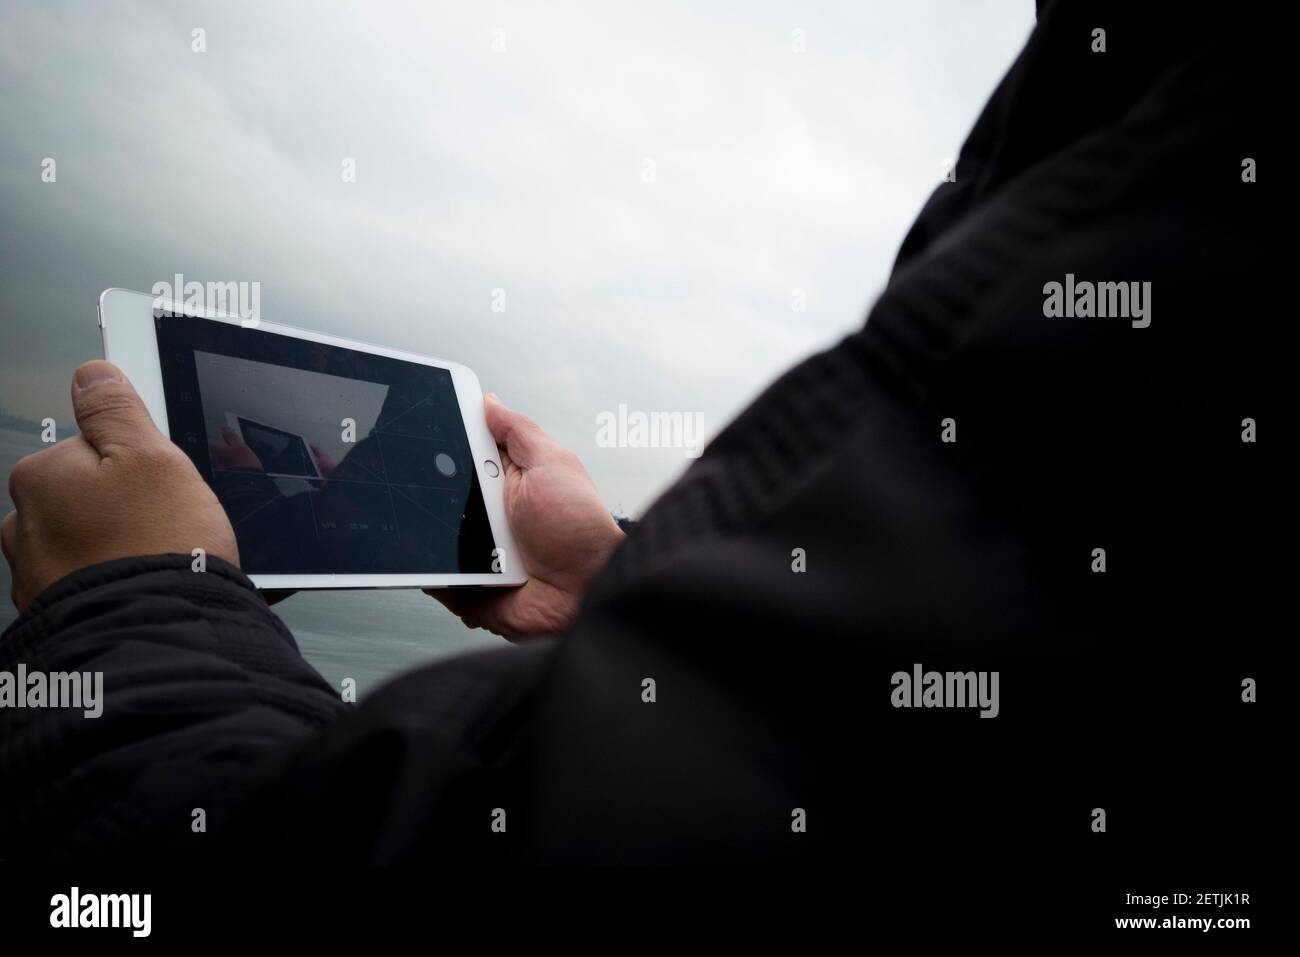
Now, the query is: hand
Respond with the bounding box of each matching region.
[426,394,624,639]
[209,425,264,471]
[308,443,337,480]
[2,360,240,611]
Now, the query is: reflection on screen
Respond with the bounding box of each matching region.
[237,417,320,478]
[154,317,498,575]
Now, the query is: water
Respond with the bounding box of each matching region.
[0,426,497,698]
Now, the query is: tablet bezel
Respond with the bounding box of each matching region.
[97,287,526,590]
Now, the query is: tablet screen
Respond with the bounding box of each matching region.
[154,316,499,575]
[232,416,322,479]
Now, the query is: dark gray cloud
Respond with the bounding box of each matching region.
[0,0,1029,513]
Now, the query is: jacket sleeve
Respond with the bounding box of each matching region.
[0,553,347,861]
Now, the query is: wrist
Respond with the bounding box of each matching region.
[545,521,624,628]
[577,520,625,589]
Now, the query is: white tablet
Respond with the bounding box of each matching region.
[97,288,525,590]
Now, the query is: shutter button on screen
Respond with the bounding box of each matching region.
[484,460,500,478]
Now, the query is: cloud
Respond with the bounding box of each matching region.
[0,0,1030,513]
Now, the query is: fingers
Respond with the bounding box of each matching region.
[260,589,297,606]
[424,584,564,641]
[497,445,518,482]
[2,510,23,611]
[484,394,554,471]
[1,510,16,568]
[7,438,96,511]
[423,587,521,637]
[423,587,493,623]
[1,512,33,608]
[71,361,163,457]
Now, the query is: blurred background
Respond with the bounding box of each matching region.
[0,0,1031,693]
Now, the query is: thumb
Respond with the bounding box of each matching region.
[484,393,553,470]
[72,360,163,455]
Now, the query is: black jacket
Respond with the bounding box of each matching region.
[0,1,1274,866]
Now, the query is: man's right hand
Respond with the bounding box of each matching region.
[425,394,624,639]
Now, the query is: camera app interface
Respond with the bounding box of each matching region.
[154,317,498,575]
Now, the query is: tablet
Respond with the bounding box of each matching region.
[223,413,324,481]
[97,288,525,590]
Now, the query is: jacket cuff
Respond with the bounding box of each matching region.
[1,553,276,662]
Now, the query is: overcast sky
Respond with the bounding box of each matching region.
[0,0,1031,516]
